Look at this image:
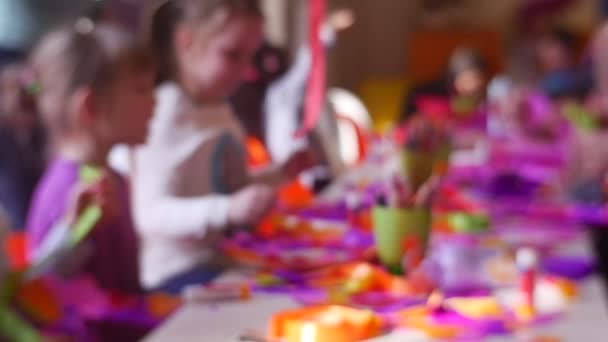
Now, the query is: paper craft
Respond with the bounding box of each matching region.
[235,118,606,341]
[416,95,485,128]
[278,181,315,208]
[27,165,104,279]
[223,232,372,271]
[0,164,180,341]
[70,206,102,246]
[15,279,62,325]
[0,306,42,342]
[416,96,451,122]
[226,206,376,271]
[296,0,326,137]
[399,118,451,190]
[395,274,576,340]
[256,214,347,243]
[445,296,504,319]
[541,255,595,281]
[562,102,598,132]
[424,237,517,292]
[435,212,490,234]
[451,95,481,116]
[269,305,382,342]
[74,164,104,244]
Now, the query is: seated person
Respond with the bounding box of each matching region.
[400,47,489,122]
[0,64,46,229]
[535,28,592,102]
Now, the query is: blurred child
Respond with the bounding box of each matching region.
[572,22,608,295]
[25,19,155,294]
[487,41,539,138]
[129,0,314,293]
[536,28,592,103]
[562,22,608,197]
[585,23,608,124]
[0,64,46,229]
[401,47,489,122]
[536,28,575,74]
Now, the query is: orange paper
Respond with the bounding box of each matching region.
[270,305,381,342]
[4,232,29,270]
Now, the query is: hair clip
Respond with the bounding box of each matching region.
[74,17,95,35]
[19,69,41,97]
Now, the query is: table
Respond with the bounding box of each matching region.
[145,275,608,342]
[146,145,608,341]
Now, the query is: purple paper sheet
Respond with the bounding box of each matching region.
[430,310,509,338]
[542,255,596,280]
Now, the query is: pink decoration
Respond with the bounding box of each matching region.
[296,0,327,137]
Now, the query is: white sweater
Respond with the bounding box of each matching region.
[130,83,247,289]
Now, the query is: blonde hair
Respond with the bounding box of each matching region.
[29,19,154,137]
[146,0,263,83]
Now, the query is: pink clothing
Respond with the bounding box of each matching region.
[26,158,141,294]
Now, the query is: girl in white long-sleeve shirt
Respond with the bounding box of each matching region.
[129,0,312,293]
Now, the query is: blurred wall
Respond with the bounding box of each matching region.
[262,0,289,46]
[0,0,95,51]
[327,0,417,91]
[315,0,600,90]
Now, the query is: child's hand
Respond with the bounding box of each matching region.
[281,149,318,180]
[228,184,276,227]
[68,175,121,226]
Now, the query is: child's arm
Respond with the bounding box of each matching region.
[131,148,276,238]
[248,149,317,187]
[249,164,285,188]
[132,153,231,237]
[133,184,276,238]
[132,189,233,238]
[29,176,116,277]
[30,219,94,278]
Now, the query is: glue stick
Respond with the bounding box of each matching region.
[516,248,538,320]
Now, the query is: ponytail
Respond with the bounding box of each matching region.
[145,0,183,84]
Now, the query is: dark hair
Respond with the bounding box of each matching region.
[446,47,488,87]
[146,0,263,83]
[28,19,154,136]
[549,27,576,51]
[251,42,288,84]
[448,48,487,77]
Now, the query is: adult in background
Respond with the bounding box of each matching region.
[0,65,46,229]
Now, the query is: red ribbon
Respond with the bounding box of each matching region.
[295,0,327,137]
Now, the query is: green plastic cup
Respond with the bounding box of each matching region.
[372,206,431,274]
[434,143,451,176]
